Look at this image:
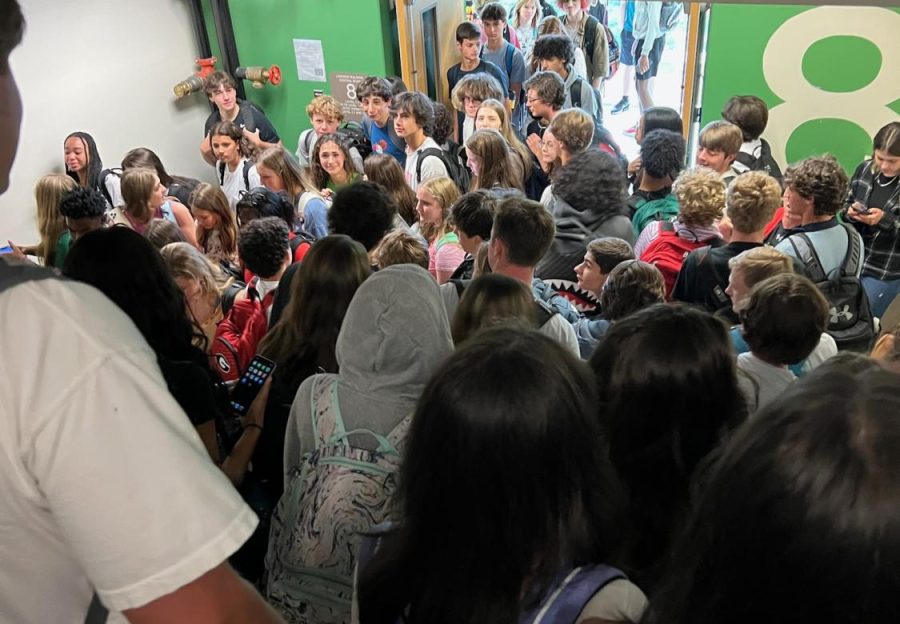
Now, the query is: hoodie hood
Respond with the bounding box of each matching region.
[336,264,453,404]
[548,193,634,251]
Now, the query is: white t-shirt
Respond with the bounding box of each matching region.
[220,157,261,212]
[737,352,797,413]
[0,270,257,622]
[404,137,449,191]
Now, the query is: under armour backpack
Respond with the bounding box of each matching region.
[641,221,720,299]
[211,278,276,383]
[787,224,875,352]
[264,375,409,624]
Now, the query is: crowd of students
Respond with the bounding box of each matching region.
[3,0,900,622]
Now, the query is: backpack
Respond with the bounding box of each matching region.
[264,375,409,624]
[289,232,314,262]
[570,79,604,125]
[338,121,373,161]
[660,1,684,33]
[479,43,517,99]
[217,158,254,191]
[451,278,558,327]
[787,224,875,352]
[416,144,471,193]
[166,176,202,208]
[98,168,122,208]
[210,278,276,383]
[583,14,619,79]
[631,193,680,236]
[733,139,784,185]
[640,221,718,298]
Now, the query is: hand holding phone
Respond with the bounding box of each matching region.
[229,355,276,418]
[851,201,870,214]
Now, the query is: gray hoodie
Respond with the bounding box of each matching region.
[284,264,453,474]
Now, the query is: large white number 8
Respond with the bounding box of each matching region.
[762,6,900,166]
[346,83,357,101]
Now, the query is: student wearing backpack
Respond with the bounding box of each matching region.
[113,167,198,246]
[356,326,646,623]
[447,21,509,142]
[532,35,600,122]
[210,120,261,211]
[696,121,743,186]
[200,71,282,167]
[393,92,451,191]
[722,95,784,186]
[356,76,407,166]
[777,156,874,351]
[628,129,685,236]
[725,247,838,379]
[268,264,454,624]
[296,94,365,173]
[673,171,782,317]
[844,122,900,318]
[256,146,329,240]
[637,168,725,297]
[122,147,202,210]
[63,130,122,209]
[537,149,634,312]
[480,3,528,127]
[556,0,610,90]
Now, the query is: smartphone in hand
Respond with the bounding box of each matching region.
[852,201,870,214]
[229,355,276,417]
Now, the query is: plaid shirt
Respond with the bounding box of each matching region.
[843,160,900,280]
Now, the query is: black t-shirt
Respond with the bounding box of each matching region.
[204,99,280,143]
[158,357,221,427]
[672,241,759,315]
[868,174,899,210]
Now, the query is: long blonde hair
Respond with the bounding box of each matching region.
[511,0,542,29]
[419,177,461,244]
[121,168,157,222]
[160,242,233,308]
[257,146,321,203]
[34,174,77,265]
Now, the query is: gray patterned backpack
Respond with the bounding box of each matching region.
[264,375,410,624]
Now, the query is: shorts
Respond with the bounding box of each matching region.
[635,35,665,81]
[620,29,635,66]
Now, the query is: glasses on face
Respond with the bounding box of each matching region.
[525,97,543,105]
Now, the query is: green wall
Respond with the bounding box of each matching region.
[202,0,397,153]
[701,4,900,172]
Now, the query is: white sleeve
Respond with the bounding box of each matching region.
[248,164,261,190]
[541,314,580,358]
[105,174,125,208]
[576,578,648,623]
[28,347,257,612]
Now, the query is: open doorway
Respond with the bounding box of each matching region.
[602,1,694,161]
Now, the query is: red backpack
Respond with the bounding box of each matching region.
[640,221,716,299]
[211,278,276,383]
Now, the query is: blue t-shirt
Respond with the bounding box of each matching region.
[480,41,526,100]
[624,0,636,32]
[362,116,406,166]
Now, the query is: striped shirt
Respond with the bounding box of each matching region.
[843,160,900,280]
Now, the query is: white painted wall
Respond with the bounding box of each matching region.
[0,0,217,244]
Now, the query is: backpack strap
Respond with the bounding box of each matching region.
[583,15,598,63]
[504,43,515,76]
[788,232,827,282]
[522,564,624,624]
[839,223,863,278]
[533,298,558,328]
[239,102,257,133]
[242,159,253,191]
[571,80,583,109]
[659,219,676,234]
[450,278,470,299]
[217,161,226,185]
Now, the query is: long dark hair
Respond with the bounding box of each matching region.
[359,326,625,623]
[62,226,207,362]
[589,303,745,591]
[122,147,176,187]
[64,131,104,191]
[258,235,371,388]
[648,367,900,624]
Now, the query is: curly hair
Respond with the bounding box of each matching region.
[599,260,666,321]
[328,181,396,251]
[784,155,849,217]
[432,102,454,146]
[305,94,344,122]
[238,216,289,279]
[235,186,296,230]
[640,129,686,180]
[673,168,726,228]
[523,71,566,110]
[547,108,594,155]
[726,171,782,234]
[532,34,575,66]
[451,73,505,113]
[553,150,627,218]
[59,186,107,219]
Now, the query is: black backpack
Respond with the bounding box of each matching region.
[97,168,121,208]
[415,144,471,193]
[338,121,373,161]
[582,15,619,77]
[733,139,784,185]
[570,79,604,125]
[166,176,202,208]
[787,224,875,352]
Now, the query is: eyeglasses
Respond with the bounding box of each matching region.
[525,97,544,105]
